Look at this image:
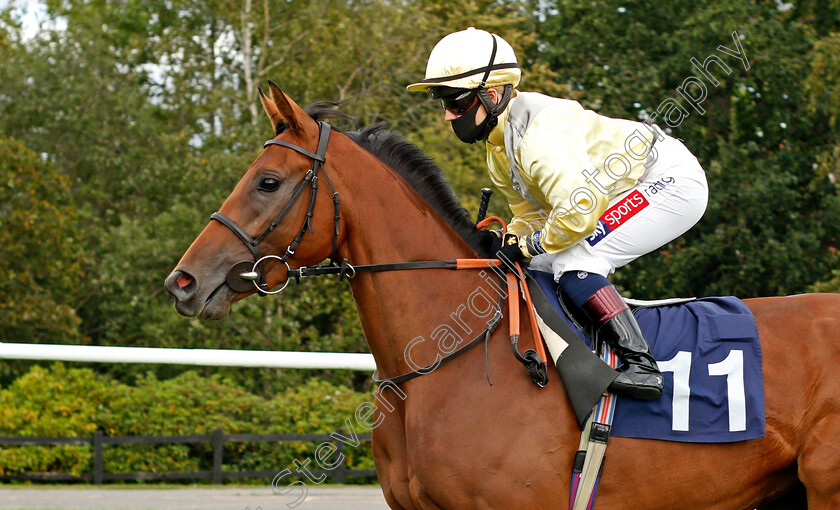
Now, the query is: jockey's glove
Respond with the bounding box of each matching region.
[494,233,529,268]
[485,230,546,268]
[478,228,503,256]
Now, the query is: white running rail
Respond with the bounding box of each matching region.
[0,343,377,371]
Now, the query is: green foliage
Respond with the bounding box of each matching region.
[533,0,840,298]
[810,268,840,292]
[0,137,85,356]
[0,364,373,479]
[805,34,840,128]
[0,3,373,392]
[0,364,120,476]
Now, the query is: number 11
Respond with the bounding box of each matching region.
[659,350,747,432]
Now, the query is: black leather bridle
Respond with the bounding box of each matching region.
[210,121,340,295]
[206,120,548,388]
[210,120,479,295]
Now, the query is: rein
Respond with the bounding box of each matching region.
[209,122,548,388]
[369,253,549,389]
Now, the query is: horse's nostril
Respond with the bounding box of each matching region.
[177,273,193,289]
[166,270,197,299]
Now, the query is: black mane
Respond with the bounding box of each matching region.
[304,103,486,256]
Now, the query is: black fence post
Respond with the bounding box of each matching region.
[333,428,346,484]
[93,430,103,485]
[212,429,224,484]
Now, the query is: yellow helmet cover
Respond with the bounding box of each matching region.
[407,27,521,93]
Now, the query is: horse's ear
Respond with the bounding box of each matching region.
[258,86,283,132]
[266,80,302,132]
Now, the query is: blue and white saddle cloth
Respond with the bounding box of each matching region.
[530,270,765,443]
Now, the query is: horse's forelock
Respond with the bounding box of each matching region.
[274,120,290,136]
[304,101,352,123]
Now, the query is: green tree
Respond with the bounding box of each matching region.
[533,0,840,298]
[0,137,87,383]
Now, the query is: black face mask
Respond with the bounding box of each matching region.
[451,86,513,144]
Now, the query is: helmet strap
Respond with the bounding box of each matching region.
[450,33,515,145]
[479,35,499,88]
[452,84,514,144]
[485,84,514,118]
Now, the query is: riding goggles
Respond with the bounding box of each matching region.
[431,87,479,115]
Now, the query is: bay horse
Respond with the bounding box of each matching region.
[164,81,840,509]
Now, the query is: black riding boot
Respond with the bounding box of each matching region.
[581,286,664,401]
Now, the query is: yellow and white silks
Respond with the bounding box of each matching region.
[485,91,709,278]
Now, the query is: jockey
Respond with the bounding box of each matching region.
[407,28,709,401]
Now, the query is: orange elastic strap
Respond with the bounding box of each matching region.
[464,213,548,366]
[476,216,507,232]
[515,263,548,365]
[506,273,520,339]
[455,259,503,269]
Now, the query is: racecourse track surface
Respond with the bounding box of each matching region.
[0,486,390,509]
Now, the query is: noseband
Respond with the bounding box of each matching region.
[210,122,340,295]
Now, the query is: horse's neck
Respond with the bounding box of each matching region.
[332,145,491,378]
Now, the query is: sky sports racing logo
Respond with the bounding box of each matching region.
[587,190,650,246]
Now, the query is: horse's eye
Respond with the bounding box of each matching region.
[257,176,281,192]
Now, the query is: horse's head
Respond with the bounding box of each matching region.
[164,81,342,319]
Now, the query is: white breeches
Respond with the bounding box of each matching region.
[529,134,709,279]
